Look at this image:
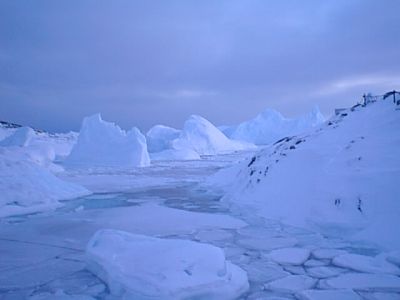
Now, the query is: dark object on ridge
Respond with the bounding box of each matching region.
[248,156,256,167]
[383,90,400,103]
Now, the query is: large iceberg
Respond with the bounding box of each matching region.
[86,229,249,300]
[0,147,90,218]
[66,114,150,168]
[226,106,325,145]
[173,115,255,156]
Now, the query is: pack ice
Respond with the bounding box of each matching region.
[65,114,150,168]
[211,100,400,249]
[224,106,325,145]
[86,229,249,300]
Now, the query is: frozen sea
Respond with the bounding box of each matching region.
[1,151,399,300]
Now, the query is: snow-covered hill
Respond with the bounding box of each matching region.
[211,99,400,250]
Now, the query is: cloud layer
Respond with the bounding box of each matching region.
[1,0,399,132]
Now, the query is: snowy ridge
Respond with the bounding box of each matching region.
[211,99,400,249]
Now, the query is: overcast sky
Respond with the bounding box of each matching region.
[1,0,399,132]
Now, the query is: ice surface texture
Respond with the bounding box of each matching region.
[86,229,249,300]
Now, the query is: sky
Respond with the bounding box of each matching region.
[1,0,399,133]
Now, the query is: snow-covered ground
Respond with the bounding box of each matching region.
[0,149,399,299]
[211,99,400,250]
[0,100,399,299]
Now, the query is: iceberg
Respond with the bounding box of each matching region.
[65,114,150,168]
[146,125,180,153]
[173,115,255,156]
[228,106,325,145]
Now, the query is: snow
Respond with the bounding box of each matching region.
[146,115,256,160]
[386,251,400,266]
[173,115,256,155]
[1,99,400,299]
[150,148,200,161]
[211,100,400,249]
[297,289,362,300]
[242,261,289,283]
[86,229,249,299]
[34,131,78,159]
[0,147,90,218]
[227,106,325,145]
[65,114,150,168]
[361,292,400,300]
[237,237,298,251]
[312,248,347,260]
[146,124,180,153]
[319,273,400,291]
[303,259,328,267]
[265,275,317,293]
[267,248,311,265]
[195,229,234,242]
[0,126,36,147]
[86,203,246,237]
[306,266,347,278]
[332,253,400,275]
[29,292,95,300]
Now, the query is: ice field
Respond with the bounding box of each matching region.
[1,150,400,299]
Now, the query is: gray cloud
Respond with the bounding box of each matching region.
[1,0,399,132]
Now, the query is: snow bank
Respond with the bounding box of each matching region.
[65,114,150,168]
[211,100,400,250]
[227,106,325,145]
[0,126,36,147]
[0,148,90,218]
[173,115,255,156]
[146,125,180,153]
[86,229,249,299]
